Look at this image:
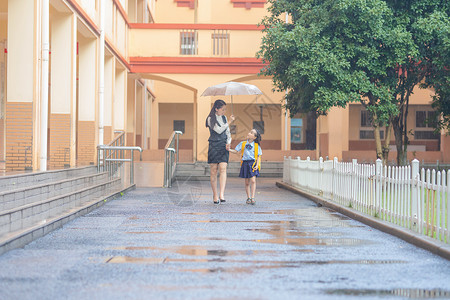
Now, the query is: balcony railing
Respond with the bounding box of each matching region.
[129,24,263,58]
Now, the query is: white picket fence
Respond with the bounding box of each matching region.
[283,156,450,244]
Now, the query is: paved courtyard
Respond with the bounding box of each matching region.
[0,178,449,299]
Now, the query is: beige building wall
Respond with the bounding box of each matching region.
[0,1,7,167]
[103,54,114,144]
[49,12,74,169]
[5,0,35,170]
[77,35,97,165]
[159,103,194,149]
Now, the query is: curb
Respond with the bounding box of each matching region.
[0,184,136,256]
[276,181,450,261]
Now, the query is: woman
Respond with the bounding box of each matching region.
[206,99,235,204]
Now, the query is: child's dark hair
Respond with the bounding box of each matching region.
[205,99,227,129]
[253,129,262,145]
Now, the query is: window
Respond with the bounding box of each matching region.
[291,118,303,143]
[212,30,229,56]
[414,131,439,140]
[360,130,384,140]
[173,120,185,134]
[360,110,384,140]
[180,30,198,55]
[253,121,265,134]
[415,110,439,140]
[230,125,236,134]
[416,111,438,128]
[360,110,372,127]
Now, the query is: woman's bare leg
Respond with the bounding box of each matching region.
[245,178,251,198]
[218,162,227,199]
[250,176,257,199]
[210,164,218,201]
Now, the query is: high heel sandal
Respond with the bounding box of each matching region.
[213,199,220,204]
[246,198,252,204]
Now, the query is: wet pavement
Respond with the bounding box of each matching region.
[0,177,449,300]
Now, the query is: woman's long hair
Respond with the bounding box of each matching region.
[253,129,262,145]
[205,99,227,129]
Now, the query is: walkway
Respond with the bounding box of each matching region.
[0,178,449,299]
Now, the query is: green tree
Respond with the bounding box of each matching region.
[258,0,449,165]
[384,0,450,165]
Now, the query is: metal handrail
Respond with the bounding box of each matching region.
[97,145,142,185]
[164,131,183,187]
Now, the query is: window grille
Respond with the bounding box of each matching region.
[180,30,198,55]
[414,131,439,140]
[212,30,229,56]
[291,118,303,143]
[416,111,438,128]
[360,130,384,140]
[173,120,185,134]
[360,110,372,127]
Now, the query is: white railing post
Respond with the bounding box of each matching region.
[287,156,292,185]
[333,157,338,202]
[411,159,419,231]
[319,157,324,196]
[296,156,301,188]
[375,159,382,217]
[306,156,311,192]
[352,159,357,208]
[447,170,450,243]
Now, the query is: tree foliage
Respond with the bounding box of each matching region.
[258,0,450,164]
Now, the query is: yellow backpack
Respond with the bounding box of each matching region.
[240,141,261,171]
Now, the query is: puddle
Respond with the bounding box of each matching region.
[106,255,405,267]
[126,231,166,234]
[256,237,369,247]
[324,288,450,298]
[106,256,166,264]
[178,259,406,273]
[110,245,314,254]
[110,246,158,250]
[192,219,361,228]
[245,228,343,237]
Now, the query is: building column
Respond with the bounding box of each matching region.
[281,107,291,151]
[49,12,74,169]
[114,67,127,141]
[324,107,349,160]
[135,80,143,147]
[69,14,77,167]
[196,93,211,162]
[6,0,35,171]
[149,96,158,150]
[77,36,97,165]
[104,55,114,144]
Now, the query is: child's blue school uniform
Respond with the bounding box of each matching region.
[235,140,262,178]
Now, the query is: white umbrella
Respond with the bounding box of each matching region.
[201,81,263,114]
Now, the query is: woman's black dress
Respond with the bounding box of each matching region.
[207,116,229,164]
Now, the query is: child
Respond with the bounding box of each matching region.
[228,129,262,205]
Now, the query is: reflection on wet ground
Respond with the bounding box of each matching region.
[110,245,313,255]
[126,231,166,234]
[191,219,362,228]
[325,288,450,298]
[106,255,407,267]
[1,178,449,300]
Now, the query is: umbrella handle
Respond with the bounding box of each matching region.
[231,95,233,115]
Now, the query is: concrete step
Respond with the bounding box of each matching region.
[0,166,97,191]
[0,172,109,211]
[0,181,131,256]
[0,177,122,247]
[175,162,283,180]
